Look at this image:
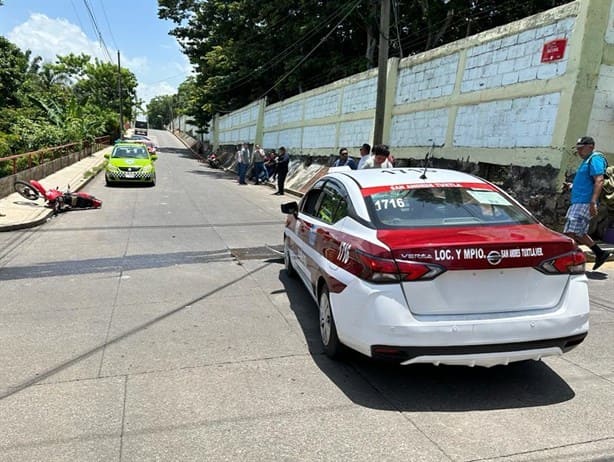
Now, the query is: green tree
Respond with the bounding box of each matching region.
[0,36,29,108]
[159,0,573,131]
[147,94,176,129]
[0,41,139,157]
[73,58,137,123]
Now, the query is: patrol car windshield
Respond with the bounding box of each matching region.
[365,186,535,228]
[112,146,149,159]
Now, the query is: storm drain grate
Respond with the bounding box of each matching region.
[229,244,284,261]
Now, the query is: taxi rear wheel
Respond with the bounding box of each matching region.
[318,286,343,359]
[284,238,297,278]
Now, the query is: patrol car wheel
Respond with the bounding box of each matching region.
[284,238,296,278]
[318,286,343,358]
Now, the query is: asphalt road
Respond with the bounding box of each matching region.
[0,130,613,461]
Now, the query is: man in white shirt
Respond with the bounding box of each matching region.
[356,143,371,169]
[237,142,251,185]
[252,144,266,184]
[361,144,393,169]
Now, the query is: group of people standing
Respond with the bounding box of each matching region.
[333,143,394,170]
[236,143,290,195]
[235,142,395,195]
[232,136,611,270]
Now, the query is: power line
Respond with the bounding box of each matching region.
[69,0,88,37]
[97,0,118,50]
[392,0,403,58]
[81,0,113,62]
[210,1,363,95]
[188,0,554,111]
[258,0,362,99]
[268,0,542,94]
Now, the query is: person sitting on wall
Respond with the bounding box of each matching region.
[360,144,394,169]
[333,147,357,169]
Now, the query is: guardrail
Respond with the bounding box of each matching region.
[0,136,110,178]
[0,136,111,199]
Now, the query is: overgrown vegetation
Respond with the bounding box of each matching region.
[0,36,138,166]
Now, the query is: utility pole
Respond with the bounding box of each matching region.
[373,0,390,146]
[117,51,124,138]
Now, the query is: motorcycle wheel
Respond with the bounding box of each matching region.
[52,196,65,214]
[14,180,41,201]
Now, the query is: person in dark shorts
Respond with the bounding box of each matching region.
[563,136,611,270]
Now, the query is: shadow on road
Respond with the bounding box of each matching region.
[157,146,194,158]
[278,269,576,412]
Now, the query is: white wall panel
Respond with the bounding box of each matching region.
[390,109,448,147]
[278,128,302,150]
[396,54,458,104]
[304,90,339,120]
[606,1,614,44]
[303,125,336,148]
[587,65,614,153]
[338,119,373,148]
[264,107,280,128]
[461,18,574,93]
[342,78,377,113]
[454,93,560,148]
[279,101,303,124]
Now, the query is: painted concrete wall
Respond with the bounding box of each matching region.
[586,1,614,154]
[171,115,213,144]
[214,0,612,180]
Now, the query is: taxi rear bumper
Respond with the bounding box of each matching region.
[370,333,586,367]
[331,274,589,366]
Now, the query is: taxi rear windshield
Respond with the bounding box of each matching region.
[365,187,535,228]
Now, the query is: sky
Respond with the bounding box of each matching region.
[0,0,192,106]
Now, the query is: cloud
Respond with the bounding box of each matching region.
[7,13,182,103]
[138,81,176,106]
[8,13,108,62]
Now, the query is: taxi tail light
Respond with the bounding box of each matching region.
[355,251,445,283]
[537,250,586,274]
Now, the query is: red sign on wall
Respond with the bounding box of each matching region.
[541,38,567,63]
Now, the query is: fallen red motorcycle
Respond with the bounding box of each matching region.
[14,179,102,214]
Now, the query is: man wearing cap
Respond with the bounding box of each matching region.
[563,136,611,270]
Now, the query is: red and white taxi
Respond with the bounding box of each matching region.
[281,167,589,367]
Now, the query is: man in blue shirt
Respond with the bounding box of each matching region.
[563,136,611,270]
[333,147,357,169]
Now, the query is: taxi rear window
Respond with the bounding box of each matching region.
[365,186,535,228]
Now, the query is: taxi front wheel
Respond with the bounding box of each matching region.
[318,286,344,359]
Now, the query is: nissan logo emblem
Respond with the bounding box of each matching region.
[487,250,502,265]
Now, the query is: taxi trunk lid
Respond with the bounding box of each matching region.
[377,224,578,316]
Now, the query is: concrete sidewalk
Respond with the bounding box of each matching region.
[0,146,111,232]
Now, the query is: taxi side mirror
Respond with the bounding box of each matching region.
[151,154,158,161]
[104,153,110,158]
[281,201,298,216]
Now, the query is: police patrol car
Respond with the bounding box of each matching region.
[281,167,589,367]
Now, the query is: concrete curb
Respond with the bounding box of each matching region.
[0,148,109,232]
